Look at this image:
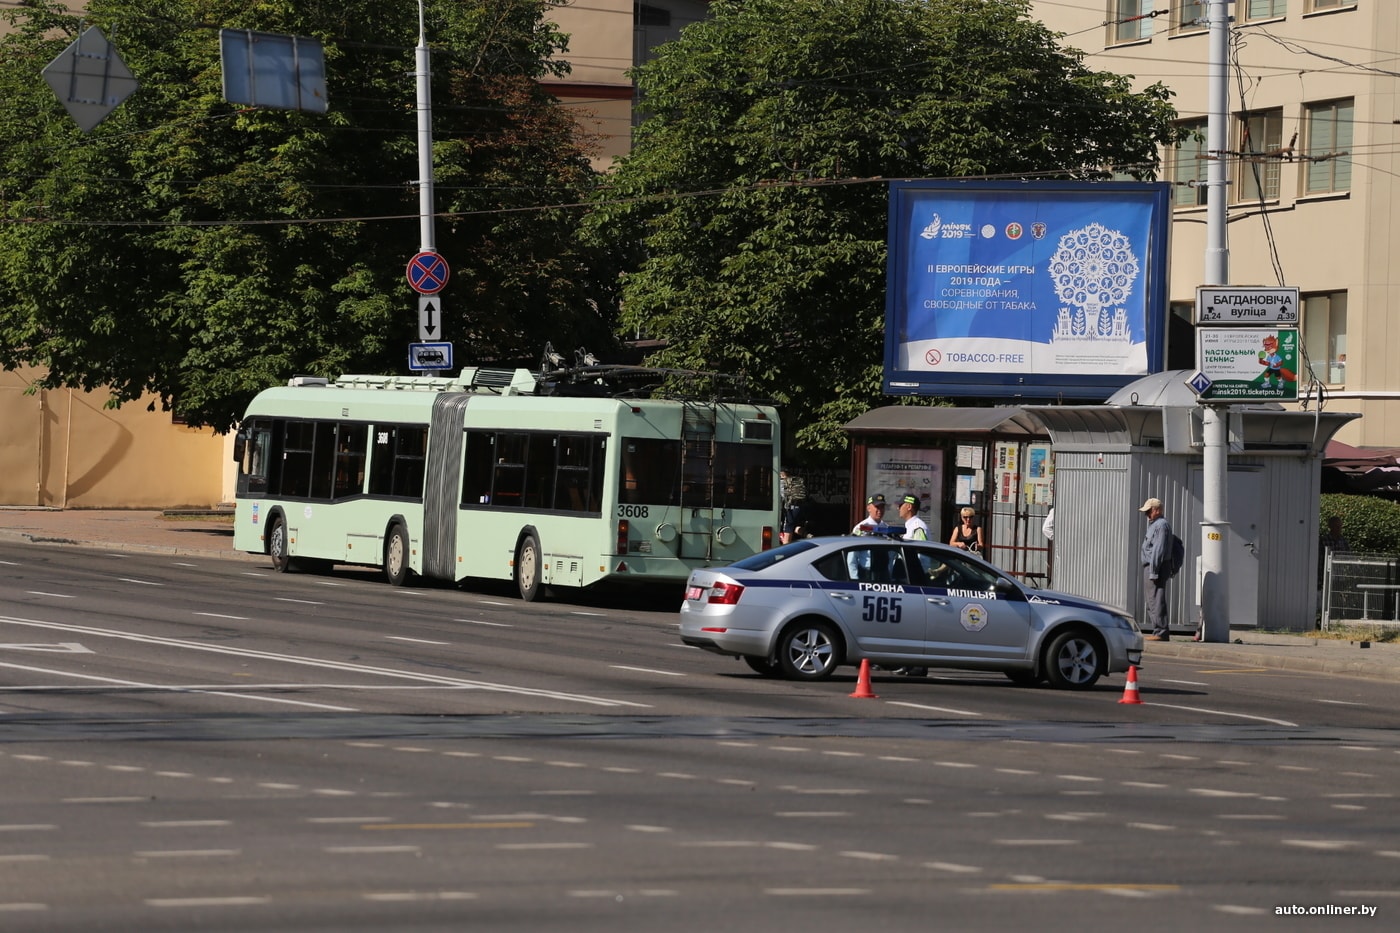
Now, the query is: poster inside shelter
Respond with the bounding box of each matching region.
[884,181,1170,399]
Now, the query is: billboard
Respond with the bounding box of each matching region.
[884,180,1172,399]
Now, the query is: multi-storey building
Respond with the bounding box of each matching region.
[1028,1,1393,446]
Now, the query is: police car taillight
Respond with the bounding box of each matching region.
[708,582,744,605]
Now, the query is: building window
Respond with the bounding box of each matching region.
[1236,108,1283,202]
[1108,1,1154,45]
[1307,0,1357,12]
[636,4,670,27]
[1303,291,1347,385]
[1242,0,1287,20]
[1168,118,1208,207]
[1174,1,1206,34]
[1303,99,1353,194]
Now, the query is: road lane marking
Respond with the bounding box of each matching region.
[0,642,90,653]
[456,619,511,627]
[386,636,451,645]
[363,822,534,831]
[887,701,982,717]
[24,592,74,599]
[118,578,163,587]
[275,597,323,606]
[1147,702,1297,727]
[0,662,357,711]
[193,612,249,621]
[611,665,685,677]
[134,849,239,858]
[148,897,269,907]
[0,614,647,708]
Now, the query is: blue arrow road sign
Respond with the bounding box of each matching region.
[406,250,449,295]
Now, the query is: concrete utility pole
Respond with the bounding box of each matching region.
[1199,0,1232,643]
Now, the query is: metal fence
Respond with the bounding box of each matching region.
[1321,550,1400,630]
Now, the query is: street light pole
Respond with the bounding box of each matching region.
[416,0,436,253]
[1200,0,1232,643]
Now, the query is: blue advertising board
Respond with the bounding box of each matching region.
[884,180,1172,400]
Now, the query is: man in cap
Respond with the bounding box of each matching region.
[852,494,888,535]
[898,494,929,541]
[1139,497,1171,641]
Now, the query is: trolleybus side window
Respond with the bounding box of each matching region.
[333,423,368,499]
[237,418,273,496]
[309,422,337,500]
[554,435,604,513]
[462,430,606,513]
[280,421,316,499]
[368,424,428,500]
[492,433,528,506]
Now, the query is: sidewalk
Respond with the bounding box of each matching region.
[1,507,1398,682]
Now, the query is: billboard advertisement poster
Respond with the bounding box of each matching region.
[884,180,1171,400]
[1196,327,1299,402]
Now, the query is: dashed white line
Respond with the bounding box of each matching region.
[386,636,450,645]
[148,897,269,908]
[887,701,982,717]
[610,665,685,677]
[134,849,240,858]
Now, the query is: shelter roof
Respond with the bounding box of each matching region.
[842,406,1043,436]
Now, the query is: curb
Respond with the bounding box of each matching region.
[1143,641,1396,682]
[0,529,262,564]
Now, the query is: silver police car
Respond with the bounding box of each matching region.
[680,535,1142,688]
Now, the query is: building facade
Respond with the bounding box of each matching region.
[1028,1,1394,447]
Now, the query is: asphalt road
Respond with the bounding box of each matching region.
[1,543,1396,932]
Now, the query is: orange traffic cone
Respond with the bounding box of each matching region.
[850,659,878,699]
[1118,665,1142,705]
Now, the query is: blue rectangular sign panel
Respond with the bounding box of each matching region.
[884,180,1172,400]
[408,341,453,372]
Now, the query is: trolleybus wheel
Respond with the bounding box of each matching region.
[384,523,412,587]
[268,515,292,574]
[516,534,542,602]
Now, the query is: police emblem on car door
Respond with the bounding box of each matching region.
[915,550,1031,661]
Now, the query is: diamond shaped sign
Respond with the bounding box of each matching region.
[42,27,139,133]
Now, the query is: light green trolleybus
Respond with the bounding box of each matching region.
[232,363,781,600]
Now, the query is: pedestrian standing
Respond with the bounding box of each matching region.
[949,507,984,553]
[779,469,810,545]
[897,494,929,541]
[852,494,888,535]
[1139,497,1171,641]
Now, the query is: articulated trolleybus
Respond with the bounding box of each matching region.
[232,362,781,600]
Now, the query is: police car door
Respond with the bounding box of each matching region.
[812,542,926,661]
[916,550,1032,662]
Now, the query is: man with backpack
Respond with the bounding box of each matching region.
[1138,497,1176,641]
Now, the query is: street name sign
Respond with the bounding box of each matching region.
[1195,286,1299,325]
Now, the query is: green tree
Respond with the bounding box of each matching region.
[0,0,616,431]
[584,0,1183,454]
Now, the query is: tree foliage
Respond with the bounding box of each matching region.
[584,0,1184,455]
[0,0,616,430]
